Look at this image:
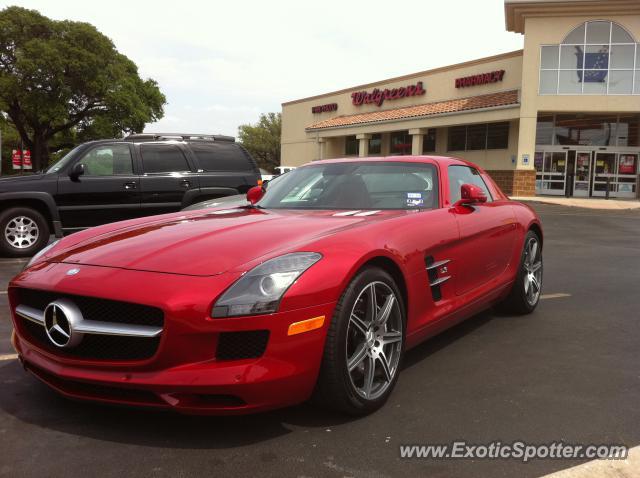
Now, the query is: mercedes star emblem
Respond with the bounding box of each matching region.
[43,300,84,348]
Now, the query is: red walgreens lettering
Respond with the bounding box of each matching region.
[351,81,425,107]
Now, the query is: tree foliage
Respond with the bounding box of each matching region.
[238,112,281,173]
[0,6,166,171]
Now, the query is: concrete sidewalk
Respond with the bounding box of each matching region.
[541,446,640,478]
[511,196,640,210]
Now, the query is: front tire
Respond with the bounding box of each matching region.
[0,207,50,257]
[498,230,543,315]
[314,267,406,415]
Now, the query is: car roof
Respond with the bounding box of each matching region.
[79,136,238,146]
[307,155,476,168]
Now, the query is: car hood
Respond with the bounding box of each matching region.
[50,208,401,276]
[0,173,48,187]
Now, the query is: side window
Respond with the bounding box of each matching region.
[190,144,252,172]
[140,144,190,174]
[80,144,133,176]
[448,165,493,203]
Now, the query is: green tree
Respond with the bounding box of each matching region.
[0,6,166,171]
[0,116,20,174]
[238,112,281,172]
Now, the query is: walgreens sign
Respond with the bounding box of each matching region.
[311,103,338,113]
[455,70,505,88]
[351,81,425,107]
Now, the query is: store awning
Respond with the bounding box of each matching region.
[306,90,519,131]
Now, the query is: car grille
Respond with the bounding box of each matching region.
[14,288,163,361]
[15,288,163,327]
[216,330,269,361]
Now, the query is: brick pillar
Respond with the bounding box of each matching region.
[485,170,536,197]
[513,170,536,196]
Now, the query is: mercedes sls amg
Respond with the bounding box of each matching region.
[9,156,543,415]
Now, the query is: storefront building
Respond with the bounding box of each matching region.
[280,0,640,197]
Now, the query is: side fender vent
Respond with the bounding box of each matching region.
[425,255,451,302]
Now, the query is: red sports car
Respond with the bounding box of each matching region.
[8,156,543,415]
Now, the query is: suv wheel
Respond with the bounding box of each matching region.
[0,207,50,257]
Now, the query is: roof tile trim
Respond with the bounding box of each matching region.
[306,90,519,130]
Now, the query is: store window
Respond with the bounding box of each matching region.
[487,123,510,149]
[423,128,436,153]
[390,131,412,155]
[616,115,640,147]
[345,135,359,156]
[539,21,639,95]
[535,115,555,145]
[467,124,487,150]
[535,113,640,147]
[368,134,382,155]
[447,126,466,151]
[447,123,510,151]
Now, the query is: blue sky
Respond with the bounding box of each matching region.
[8,0,523,137]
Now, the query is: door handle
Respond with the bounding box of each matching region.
[124,181,137,190]
[180,179,191,188]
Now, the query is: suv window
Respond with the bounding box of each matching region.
[140,144,190,174]
[448,165,493,203]
[190,143,252,171]
[80,144,133,176]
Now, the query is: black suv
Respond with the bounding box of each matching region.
[0,134,260,257]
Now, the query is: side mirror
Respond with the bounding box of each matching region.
[246,185,265,205]
[68,162,85,181]
[453,183,487,208]
[262,179,270,189]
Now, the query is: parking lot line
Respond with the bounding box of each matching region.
[540,293,571,300]
[0,353,18,361]
[0,259,28,264]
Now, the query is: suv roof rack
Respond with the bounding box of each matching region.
[124,133,236,143]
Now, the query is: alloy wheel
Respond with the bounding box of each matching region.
[4,216,39,249]
[523,237,542,306]
[346,281,403,400]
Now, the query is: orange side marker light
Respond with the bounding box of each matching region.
[287,316,325,336]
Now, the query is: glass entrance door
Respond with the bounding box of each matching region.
[535,151,567,196]
[573,151,591,197]
[592,153,616,197]
[615,153,638,198]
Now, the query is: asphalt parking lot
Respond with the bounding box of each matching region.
[0,202,639,478]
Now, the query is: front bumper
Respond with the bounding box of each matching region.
[10,263,336,415]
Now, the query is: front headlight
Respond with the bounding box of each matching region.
[212,252,322,318]
[23,240,60,270]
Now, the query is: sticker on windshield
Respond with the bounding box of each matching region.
[406,192,424,207]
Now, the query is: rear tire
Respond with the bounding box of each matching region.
[498,230,543,315]
[313,267,406,415]
[0,207,50,258]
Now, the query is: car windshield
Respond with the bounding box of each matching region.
[258,161,438,210]
[45,145,84,174]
